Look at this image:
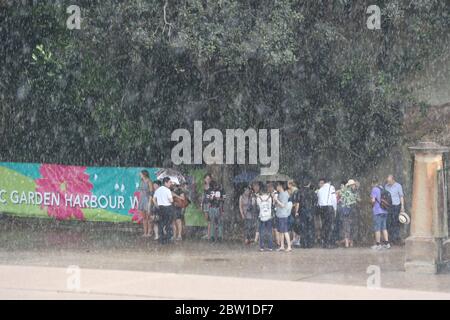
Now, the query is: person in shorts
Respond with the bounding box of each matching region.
[274,181,292,252]
[370,177,390,250]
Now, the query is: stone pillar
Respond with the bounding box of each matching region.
[405,141,449,274]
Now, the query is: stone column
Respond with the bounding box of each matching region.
[405,141,449,274]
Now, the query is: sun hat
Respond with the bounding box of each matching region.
[345,179,356,187]
[399,211,411,224]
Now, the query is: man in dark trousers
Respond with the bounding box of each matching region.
[153,177,174,244]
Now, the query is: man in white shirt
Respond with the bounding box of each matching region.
[316,178,337,249]
[154,178,173,206]
[153,177,174,244]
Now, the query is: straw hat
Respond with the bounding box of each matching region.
[345,179,356,187]
[399,211,411,224]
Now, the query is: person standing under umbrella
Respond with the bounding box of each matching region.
[251,181,261,244]
[239,186,255,245]
[153,177,174,244]
[150,180,161,240]
[172,183,187,241]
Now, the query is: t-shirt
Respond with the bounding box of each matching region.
[384,182,404,206]
[207,188,225,208]
[154,185,173,206]
[371,186,387,215]
[202,186,210,211]
[276,191,291,218]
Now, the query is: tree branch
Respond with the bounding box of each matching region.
[163,0,173,37]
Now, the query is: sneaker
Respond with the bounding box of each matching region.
[201,234,209,240]
[382,243,391,249]
[259,248,265,252]
[176,237,182,241]
[371,244,382,250]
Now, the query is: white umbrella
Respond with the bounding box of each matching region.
[155,168,186,185]
[252,173,291,183]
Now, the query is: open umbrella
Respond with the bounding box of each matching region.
[252,173,291,183]
[232,171,259,184]
[155,168,186,185]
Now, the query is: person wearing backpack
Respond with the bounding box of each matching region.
[370,177,390,250]
[256,185,274,251]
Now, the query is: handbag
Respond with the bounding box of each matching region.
[152,206,161,222]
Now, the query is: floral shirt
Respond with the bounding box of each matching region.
[340,186,358,208]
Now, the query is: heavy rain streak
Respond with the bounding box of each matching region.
[0,0,450,302]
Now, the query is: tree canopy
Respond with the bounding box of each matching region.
[1,0,449,180]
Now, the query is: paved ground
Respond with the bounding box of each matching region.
[2,265,450,300]
[1,218,450,299]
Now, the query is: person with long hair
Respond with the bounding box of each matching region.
[201,173,212,240]
[287,180,300,247]
[138,170,153,237]
[150,180,161,240]
[239,186,255,245]
[171,183,187,241]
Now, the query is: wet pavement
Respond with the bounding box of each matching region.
[1,216,450,296]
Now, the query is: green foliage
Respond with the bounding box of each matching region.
[0,0,448,180]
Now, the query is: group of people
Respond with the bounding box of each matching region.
[136,170,189,244]
[239,174,406,252]
[136,170,406,250]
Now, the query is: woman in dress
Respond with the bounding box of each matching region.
[239,186,255,245]
[138,170,153,237]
